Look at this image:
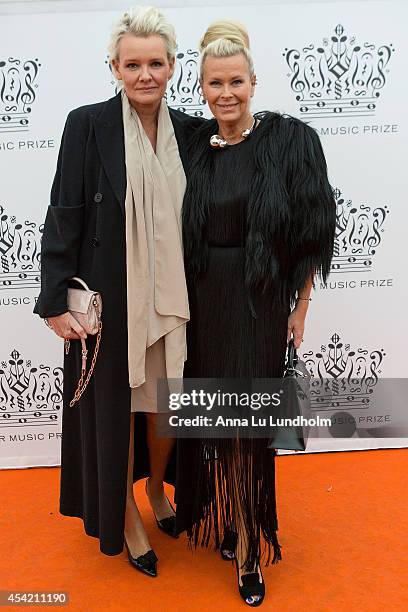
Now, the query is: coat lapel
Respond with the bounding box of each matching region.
[93,95,191,217]
[169,109,189,175]
[94,93,126,217]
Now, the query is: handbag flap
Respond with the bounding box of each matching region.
[67,287,96,314]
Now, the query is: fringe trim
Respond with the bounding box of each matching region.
[185,438,282,571]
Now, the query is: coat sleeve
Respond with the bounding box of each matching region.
[33,109,87,318]
[280,116,336,298]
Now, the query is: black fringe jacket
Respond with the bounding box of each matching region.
[182,111,336,306]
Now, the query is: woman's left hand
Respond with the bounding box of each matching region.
[287,302,309,349]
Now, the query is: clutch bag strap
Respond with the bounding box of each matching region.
[69,276,91,291]
[66,277,103,407]
[69,315,102,407]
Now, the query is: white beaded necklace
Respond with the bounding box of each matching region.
[210,115,257,148]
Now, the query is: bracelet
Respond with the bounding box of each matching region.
[296,297,312,302]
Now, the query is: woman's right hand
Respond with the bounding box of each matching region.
[46,312,87,340]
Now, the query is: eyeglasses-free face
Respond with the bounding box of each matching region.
[112,33,174,113]
[201,53,256,127]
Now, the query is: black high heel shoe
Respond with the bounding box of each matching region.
[145,479,178,539]
[124,540,158,578]
[220,529,238,560]
[234,560,265,607]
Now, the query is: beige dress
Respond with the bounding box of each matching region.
[122,93,189,413]
[131,337,166,413]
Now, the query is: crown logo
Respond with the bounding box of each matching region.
[283,24,394,118]
[0,349,63,427]
[0,204,43,290]
[165,50,205,116]
[302,333,385,411]
[331,188,388,273]
[0,58,41,132]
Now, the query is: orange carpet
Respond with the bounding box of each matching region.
[1,449,407,611]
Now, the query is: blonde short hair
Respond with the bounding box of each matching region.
[199,20,254,80]
[108,6,177,61]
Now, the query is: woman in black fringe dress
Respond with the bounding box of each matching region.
[175,20,336,606]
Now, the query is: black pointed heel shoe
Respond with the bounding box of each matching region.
[145,479,178,539]
[125,540,158,578]
[220,529,238,560]
[235,560,265,607]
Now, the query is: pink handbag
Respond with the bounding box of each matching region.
[66,277,103,406]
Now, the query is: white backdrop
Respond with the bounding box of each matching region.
[0,0,407,468]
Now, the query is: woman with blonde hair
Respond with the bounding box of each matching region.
[35,6,202,577]
[175,20,336,605]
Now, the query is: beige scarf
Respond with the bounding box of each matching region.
[122,92,189,388]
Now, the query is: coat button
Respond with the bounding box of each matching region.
[91,237,100,247]
[94,192,103,203]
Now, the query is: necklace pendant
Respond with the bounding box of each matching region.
[210,134,228,148]
[210,115,257,149]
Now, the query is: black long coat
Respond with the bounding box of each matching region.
[34,92,202,556]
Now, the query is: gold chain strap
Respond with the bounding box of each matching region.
[69,302,102,408]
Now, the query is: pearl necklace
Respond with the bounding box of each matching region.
[210,116,257,148]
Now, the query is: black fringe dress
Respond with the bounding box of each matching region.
[175,112,336,571]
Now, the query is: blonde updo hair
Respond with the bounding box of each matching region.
[108,6,177,62]
[199,20,254,80]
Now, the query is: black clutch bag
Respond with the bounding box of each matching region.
[267,339,311,451]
